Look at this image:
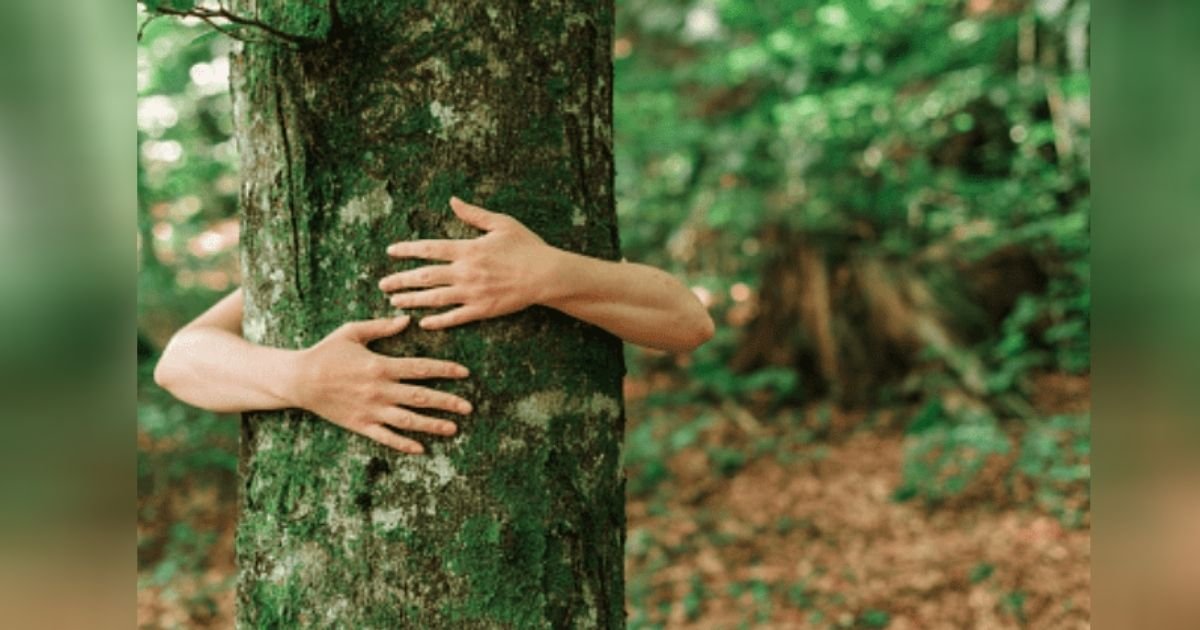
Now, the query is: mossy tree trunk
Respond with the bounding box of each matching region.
[229,1,624,627]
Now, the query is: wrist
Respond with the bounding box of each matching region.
[535,245,578,308]
[273,348,309,409]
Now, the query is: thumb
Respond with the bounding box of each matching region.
[450,196,505,231]
[339,315,410,343]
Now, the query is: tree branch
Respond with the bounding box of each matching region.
[149,5,321,48]
[137,14,162,41]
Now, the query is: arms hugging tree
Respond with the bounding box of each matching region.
[228,1,631,626]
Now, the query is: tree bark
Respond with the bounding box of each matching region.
[228,2,625,627]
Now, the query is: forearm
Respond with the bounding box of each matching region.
[541,249,714,352]
[154,326,301,413]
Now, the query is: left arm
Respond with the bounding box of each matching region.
[380,197,715,353]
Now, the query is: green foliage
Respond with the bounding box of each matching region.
[1002,590,1029,624]
[896,397,1089,522]
[706,445,747,477]
[142,0,198,12]
[1016,414,1090,525]
[145,522,217,586]
[616,0,1090,406]
[681,574,707,621]
[138,8,241,332]
[625,412,715,496]
[681,322,804,403]
[786,580,816,610]
[969,562,995,584]
[859,609,891,628]
[895,408,1011,504]
[727,579,772,625]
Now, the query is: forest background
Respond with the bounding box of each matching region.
[136,0,1091,627]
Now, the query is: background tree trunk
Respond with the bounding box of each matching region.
[229,1,625,627]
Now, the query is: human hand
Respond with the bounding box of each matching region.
[379,196,560,330]
[287,315,472,454]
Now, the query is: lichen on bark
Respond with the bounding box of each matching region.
[231,1,625,627]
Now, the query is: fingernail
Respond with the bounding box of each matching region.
[409,445,425,455]
[444,423,458,436]
[456,366,469,377]
[386,244,397,255]
[459,402,472,414]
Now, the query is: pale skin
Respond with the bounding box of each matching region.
[155,197,715,454]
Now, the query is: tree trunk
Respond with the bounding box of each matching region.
[229,2,624,627]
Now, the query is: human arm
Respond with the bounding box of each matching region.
[380,197,715,352]
[153,287,473,454]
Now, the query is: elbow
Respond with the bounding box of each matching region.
[153,348,177,392]
[668,310,715,354]
[153,336,186,393]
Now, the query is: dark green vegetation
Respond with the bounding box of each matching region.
[138,0,1089,627]
[610,0,1089,520]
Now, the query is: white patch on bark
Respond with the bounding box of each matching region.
[322,454,365,549]
[585,392,622,418]
[339,181,392,226]
[323,598,351,626]
[571,206,587,227]
[412,18,434,35]
[429,100,459,139]
[427,57,452,82]
[499,435,527,454]
[255,428,275,452]
[512,391,621,429]
[431,99,498,149]
[579,579,599,626]
[565,12,592,30]
[243,313,267,345]
[371,505,414,531]
[268,268,286,303]
[487,56,511,79]
[513,391,566,429]
[396,453,459,488]
[268,542,326,583]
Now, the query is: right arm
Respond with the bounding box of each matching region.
[154,288,473,454]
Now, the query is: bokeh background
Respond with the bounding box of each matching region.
[136,0,1091,627]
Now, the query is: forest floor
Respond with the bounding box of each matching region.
[137,373,1090,629]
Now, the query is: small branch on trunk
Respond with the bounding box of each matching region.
[148,5,321,48]
[137,14,161,41]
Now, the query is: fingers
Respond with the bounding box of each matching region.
[390,288,462,309]
[387,239,463,261]
[384,383,473,415]
[337,316,410,342]
[361,424,426,455]
[379,264,455,293]
[420,306,485,330]
[376,407,459,437]
[449,196,506,231]
[384,357,470,380]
